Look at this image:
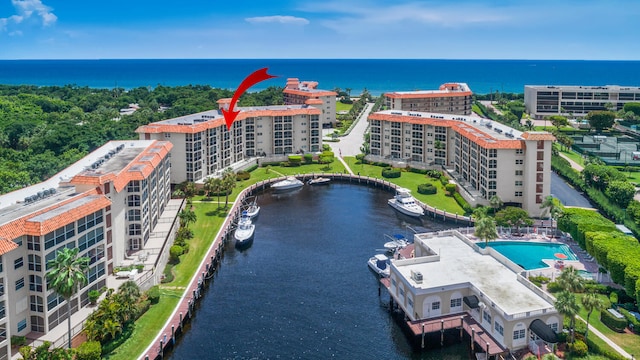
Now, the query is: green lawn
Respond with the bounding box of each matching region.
[342,157,465,214]
[557,146,586,167]
[336,102,353,112]
[574,293,640,357]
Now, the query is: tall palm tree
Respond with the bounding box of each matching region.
[212,177,223,209]
[117,281,141,322]
[581,292,605,341]
[204,176,216,199]
[46,248,90,348]
[489,195,503,215]
[539,195,560,227]
[557,267,585,293]
[555,290,580,343]
[222,168,236,208]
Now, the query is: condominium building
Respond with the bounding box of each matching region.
[283,78,337,128]
[137,99,322,184]
[0,140,172,358]
[368,110,554,217]
[384,83,473,115]
[388,231,560,356]
[525,85,640,119]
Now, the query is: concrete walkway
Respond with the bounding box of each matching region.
[558,153,584,171]
[575,315,633,359]
[328,102,374,156]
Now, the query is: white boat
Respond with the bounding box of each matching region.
[308,177,331,185]
[272,177,304,191]
[234,211,255,248]
[387,188,424,217]
[383,234,410,253]
[368,254,390,277]
[245,198,260,220]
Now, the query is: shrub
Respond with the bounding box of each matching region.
[445,183,456,195]
[11,336,26,347]
[610,291,619,305]
[169,245,183,264]
[288,155,302,163]
[546,281,563,293]
[583,282,609,294]
[147,286,161,304]
[453,193,472,214]
[407,167,428,174]
[382,168,401,178]
[439,176,449,186]
[304,153,313,163]
[88,290,100,305]
[570,340,588,357]
[600,308,627,332]
[426,169,443,178]
[417,183,437,195]
[585,335,628,360]
[76,341,101,360]
[245,164,258,172]
[618,307,640,334]
[236,171,251,181]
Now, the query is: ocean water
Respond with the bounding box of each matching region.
[1,59,640,95]
[166,183,466,359]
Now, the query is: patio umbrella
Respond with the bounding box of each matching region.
[554,253,568,260]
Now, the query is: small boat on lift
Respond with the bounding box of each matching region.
[383,234,410,253]
[368,254,390,277]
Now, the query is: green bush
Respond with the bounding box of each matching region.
[610,291,619,304]
[453,193,472,214]
[445,183,456,195]
[88,289,100,304]
[288,155,302,163]
[76,341,101,360]
[136,299,151,320]
[618,307,640,334]
[407,167,428,174]
[417,183,437,195]
[169,245,183,264]
[585,335,628,360]
[147,286,160,304]
[245,164,258,172]
[426,169,443,178]
[570,340,588,356]
[600,308,627,332]
[439,176,449,186]
[11,336,26,347]
[304,153,313,163]
[236,171,251,181]
[546,281,563,293]
[382,168,401,178]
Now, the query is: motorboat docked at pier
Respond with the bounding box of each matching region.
[271,177,304,192]
[307,177,331,185]
[234,211,255,249]
[368,254,390,277]
[383,233,410,253]
[387,188,424,217]
[244,197,260,220]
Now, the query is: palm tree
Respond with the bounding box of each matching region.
[46,248,90,349]
[118,281,141,322]
[557,267,585,293]
[539,195,561,228]
[474,216,499,245]
[203,176,216,199]
[103,318,122,341]
[178,208,197,228]
[581,292,605,341]
[489,195,503,215]
[555,290,580,343]
[212,177,223,209]
[221,168,236,208]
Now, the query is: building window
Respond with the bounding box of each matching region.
[483,311,491,324]
[513,329,526,340]
[516,170,523,176]
[451,298,462,308]
[495,322,504,336]
[432,301,440,310]
[28,254,41,272]
[515,159,524,165]
[515,181,523,186]
[14,257,23,269]
[15,278,24,291]
[27,236,41,251]
[17,319,27,332]
[31,316,45,332]
[30,296,44,312]
[515,149,524,155]
[127,195,141,207]
[29,275,43,292]
[550,323,558,332]
[515,191,523,197]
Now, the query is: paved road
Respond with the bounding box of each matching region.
[327,102,374,156]
[550,172,594,208]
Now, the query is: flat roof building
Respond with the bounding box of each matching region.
[385,83,473,116]
[368,110,554,217]
[525,85,640,119]
[137,99,322,184]
[388,230,561,355]
[0,140,172,356]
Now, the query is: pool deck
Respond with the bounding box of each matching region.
[467,230,600,280]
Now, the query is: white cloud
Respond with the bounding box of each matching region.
[245,15,310,25]
[0,0,57,31]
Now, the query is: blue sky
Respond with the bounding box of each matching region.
[0,0,638,60]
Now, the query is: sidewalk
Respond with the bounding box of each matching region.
[558,153,584,171]
[575,316,633,359]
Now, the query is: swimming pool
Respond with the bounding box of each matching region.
[478,241,578,270]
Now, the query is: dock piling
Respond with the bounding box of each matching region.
[421,324,425,349]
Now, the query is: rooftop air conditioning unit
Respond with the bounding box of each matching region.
[411,270,423,283]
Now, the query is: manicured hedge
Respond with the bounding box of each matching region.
[417,183,437,195]
[245,164,259,172]
[382,168,401,178]
[445,183,456,195]
[453,192,472,214]
[618,307,640,334]
[236,170,251,181]
[600,308,627,332]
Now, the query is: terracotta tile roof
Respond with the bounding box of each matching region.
[368,112,526,149]
[136,108,320,134]
[384,90,472,99]
[69,140,173,193]
[521,132,556,141]
[0,239,17,256]
[0,188,111,241]
[283,88,337,97]
[305,98,324,105]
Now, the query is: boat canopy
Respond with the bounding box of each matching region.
[529,319,558,343]
[374,254,388,269]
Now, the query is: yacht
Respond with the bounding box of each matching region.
[245,197,260,220]
[307,177,331,185]
[271,177,304,192]
[234,211,255,249]
[387,188,424,217]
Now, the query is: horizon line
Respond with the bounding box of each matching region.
[1,58,640,62]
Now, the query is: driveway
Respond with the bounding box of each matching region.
[550,171,593,208]
[326,102,374,156]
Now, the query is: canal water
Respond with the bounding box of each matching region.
[168,183,469,359]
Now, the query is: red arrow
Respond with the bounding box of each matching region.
[222,67,277,129]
